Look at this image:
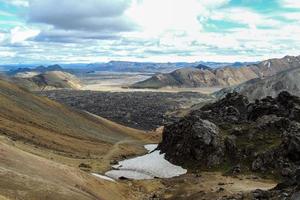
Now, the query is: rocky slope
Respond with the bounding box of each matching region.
[215,67,300,101]
[0,78,154,200]
[158,92,300,199]
[132,55,300,88]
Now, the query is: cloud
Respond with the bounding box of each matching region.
[0,0,29,7]
[126,0,229,36]
[33,29,119,43]
[281,0,300,8]
[208,8,281,28]
[28,0,136,32]
[1,0,300,64]
[10,26,40,43]
[0,10,15,17]
[282,12,300,22]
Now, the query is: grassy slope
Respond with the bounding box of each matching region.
[0,79,158,200]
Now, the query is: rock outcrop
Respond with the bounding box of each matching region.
[158,91,300,198]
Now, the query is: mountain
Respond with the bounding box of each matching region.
[0,78,153,200]
[29,71,82,90]
[214,67,300,101]
[131,65,258,88]
[9,71,82,91]
[226,61,259,68]
[87,61,202,73]
[7,64,65,76]
[132,55,300,89]
[195,64,212,70]
[86,60,258,73]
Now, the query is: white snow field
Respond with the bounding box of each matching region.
[105,144,187,180]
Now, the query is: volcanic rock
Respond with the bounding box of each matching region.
[158,118,224,168]
[158,91,300,197]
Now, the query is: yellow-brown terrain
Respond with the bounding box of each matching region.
[0,78,159,200]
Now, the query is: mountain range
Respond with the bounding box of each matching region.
[86,61,258,72]
[7,64,66,75]
[132,55,300,88]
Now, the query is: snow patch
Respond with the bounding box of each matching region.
[105,144,187,180]
[91,173,116,182]
[264,61,271,68]
[144,144,157,152]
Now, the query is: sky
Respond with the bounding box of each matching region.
[0,0,299,64]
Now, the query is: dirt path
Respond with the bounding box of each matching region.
[102,139,143,161]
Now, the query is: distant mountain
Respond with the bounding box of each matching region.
[214,67,300,101]
[86,60,258,73]
[9,71,82,91]
[7,64,65,76]
[87,61,200,73]
[195,64,212,70]
[1,61,257,74]
[132,55,300,89]
[227,61,258,68]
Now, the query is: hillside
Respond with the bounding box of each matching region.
[215,67,300,101]
[132,55,300,89]
[0,78,155,200]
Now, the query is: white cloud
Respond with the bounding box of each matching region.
[1,0,300,64]
[282,12,300,21]
[0,10,15,17]
[10,26,40,44]
[126,0,229,36]
[210,8,281,28]
[0,51,16,57]
[281,0,300,8]
[0,0,29,7]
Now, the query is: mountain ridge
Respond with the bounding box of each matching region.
[132,55,300,88]
[214,66,300,101]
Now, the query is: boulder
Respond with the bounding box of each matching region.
[159,118,224,168]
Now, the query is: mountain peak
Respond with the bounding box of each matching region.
[195,64,211,70]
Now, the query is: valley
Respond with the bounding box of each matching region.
[2,0,300,199]
[1,56,300,200]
